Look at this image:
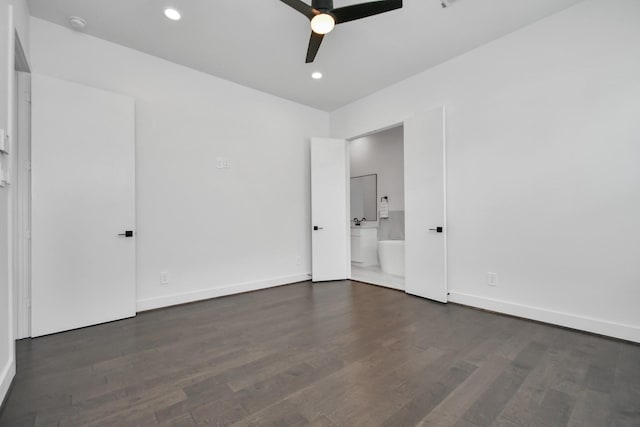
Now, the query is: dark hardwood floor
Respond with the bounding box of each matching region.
[1,281,638,427]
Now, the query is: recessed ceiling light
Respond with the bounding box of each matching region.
[311,72,323,80]
[164,8,181,21]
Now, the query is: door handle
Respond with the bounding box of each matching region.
[313,226,324,231]
[429,227,443,233]
[118,230,134,237]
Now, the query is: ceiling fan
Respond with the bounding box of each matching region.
[280,0,403,63]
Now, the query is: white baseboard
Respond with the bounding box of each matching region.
[0,358,16,408]
[448,291,640,343]
[136,273,311,312]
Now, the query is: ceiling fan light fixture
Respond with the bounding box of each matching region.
[310,13,335,35]
[281,0,403,63]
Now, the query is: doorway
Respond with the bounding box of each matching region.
[349,125,405,290]
[310,107,448,303]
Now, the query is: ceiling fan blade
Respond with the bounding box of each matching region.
[306,31,325,63]
[280,0,318,20]
[332,0,402,24]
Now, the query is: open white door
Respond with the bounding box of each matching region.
[311,138,349,282]
[31,75,136,337]
[404,107,447,302]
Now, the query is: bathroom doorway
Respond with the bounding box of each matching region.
[349,125,405,290]
[310,107,446,301]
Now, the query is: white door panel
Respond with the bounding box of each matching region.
[404,107,447,302]
[311,138,349,282]
[31,75,136,337]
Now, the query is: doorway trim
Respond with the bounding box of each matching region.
[14,30,31,339]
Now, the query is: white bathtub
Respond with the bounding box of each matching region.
[378,240,405,277]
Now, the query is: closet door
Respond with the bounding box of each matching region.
[310,138,350,282]
[31,75,136,336]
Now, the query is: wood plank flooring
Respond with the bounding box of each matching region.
[0,281,638,426]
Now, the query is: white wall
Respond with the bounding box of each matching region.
[350,126,404,214]
[30,18,329,311]
[0,0,29,405]
[331,0,640,342]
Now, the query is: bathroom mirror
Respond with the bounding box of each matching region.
[350,174,377,222]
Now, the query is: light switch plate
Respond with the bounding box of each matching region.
[3,166,10,185]
[0,129,7,154]
[216,157,230,169]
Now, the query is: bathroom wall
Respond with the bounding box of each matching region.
[332,0,640,342]
[349,125,404,239]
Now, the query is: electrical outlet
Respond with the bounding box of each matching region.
[487,272,498,287]
[160,271,169,285]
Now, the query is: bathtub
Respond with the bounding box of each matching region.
[377,240,405,277]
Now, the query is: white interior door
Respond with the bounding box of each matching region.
[404,107,447,302]
[31,74,136,337]
[311,138,349,282]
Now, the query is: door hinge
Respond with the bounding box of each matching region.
[24,160,31,171]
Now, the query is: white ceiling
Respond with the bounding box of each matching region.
[28,0,584,111]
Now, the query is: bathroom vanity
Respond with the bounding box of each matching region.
[351,227,378,266]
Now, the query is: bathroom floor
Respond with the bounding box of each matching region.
[351,263,405,290]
